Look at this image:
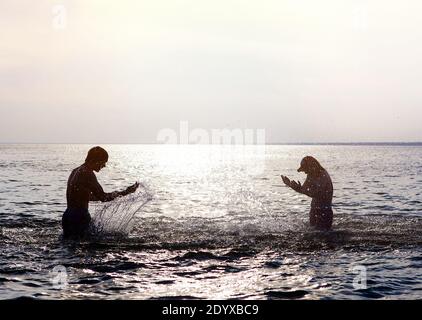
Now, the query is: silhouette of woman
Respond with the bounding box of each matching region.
[281,156,333,230]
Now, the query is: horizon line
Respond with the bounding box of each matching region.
[1,141,422,146]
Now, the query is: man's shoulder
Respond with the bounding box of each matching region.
[72,164,95,179]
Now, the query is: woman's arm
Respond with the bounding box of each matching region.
[281,175,317,198]
[298,176,318,198]
[281,175,302,194]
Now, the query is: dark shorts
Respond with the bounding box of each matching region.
[309,206,333,231]
[62,208,91,238]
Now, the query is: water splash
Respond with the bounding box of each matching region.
[90,183,153,237]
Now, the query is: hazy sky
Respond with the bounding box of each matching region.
[1,0,421,143]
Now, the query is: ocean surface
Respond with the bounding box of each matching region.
[0,144,421,300]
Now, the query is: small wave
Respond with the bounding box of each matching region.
[0,217,59,229]
[60,261,146,273]
[174,251,223,261]
[149,295,204,300]
[266,290,309,299]
[75,278,104,285]
[354,288,385,299]
[155,280,175,285]
[0,268,37,275]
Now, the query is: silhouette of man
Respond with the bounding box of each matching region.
[281,156,333,230]
[62,146,139,238]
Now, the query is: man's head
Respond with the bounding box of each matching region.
[85,146,108,172]
[297,156,324,175]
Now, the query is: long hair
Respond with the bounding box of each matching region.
[298,156,325,174]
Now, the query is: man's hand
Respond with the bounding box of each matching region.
[125,182,140,195]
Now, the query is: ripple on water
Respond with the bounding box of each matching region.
[265,290,309,299]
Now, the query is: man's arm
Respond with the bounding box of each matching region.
[86,172,122,202]
[88,174,139,202]
[89,191,118,202]
[89,192,101,201]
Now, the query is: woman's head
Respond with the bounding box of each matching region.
[297,156,324,175]
[85,146,108,172]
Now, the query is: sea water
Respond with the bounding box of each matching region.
[0,144,421,299]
